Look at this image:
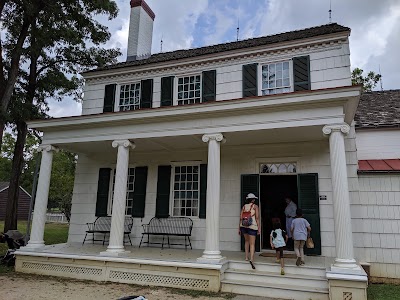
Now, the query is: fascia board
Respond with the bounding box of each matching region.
[28,87,360,132]
[83,32,349,80]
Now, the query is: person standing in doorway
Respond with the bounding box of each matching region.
[291,208,311,266]
[284,197,297,249]
[239,193,260,269]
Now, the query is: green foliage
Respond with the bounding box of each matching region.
[352,68,382,92]
[368,284,400,300]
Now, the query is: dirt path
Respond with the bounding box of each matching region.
[0,274,237,300]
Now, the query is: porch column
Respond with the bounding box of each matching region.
[102,140,135,256]
[323,124,359,270]
[198,133,226,263]
[25,145,58,250]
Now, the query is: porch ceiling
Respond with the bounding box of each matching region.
[58,125,326,155]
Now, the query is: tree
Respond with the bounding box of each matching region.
[352,68,382,92]
[3,0,121,231]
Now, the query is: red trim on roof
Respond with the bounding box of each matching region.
[358,159,400,172]
[130,0,155,20]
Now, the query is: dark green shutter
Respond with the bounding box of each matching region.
[202,70,216,102]
[103,84,116,113]
[95,168,111,216]
[155,165,171,218]
[132,166,148,218]
[240,174,260,252]
[293,56,311,91]
[297,173,321,255]
[161,76,174,107]
[242,64,258,98]
[140,79,153,109]
[199,164,207,218]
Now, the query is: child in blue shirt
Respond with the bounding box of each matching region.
[270,222,288,275]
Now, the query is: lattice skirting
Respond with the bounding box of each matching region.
[109,270,209,289]
[16,257,219,291]
[21,262,103,277]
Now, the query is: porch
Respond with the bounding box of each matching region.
[16,243,333,299]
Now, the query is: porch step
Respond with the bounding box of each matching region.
[224,269,328,289]
[221,279,329,300]
[228,260,327,277]
[221,261,329,300]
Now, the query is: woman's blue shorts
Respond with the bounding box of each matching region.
[240,227,258,236]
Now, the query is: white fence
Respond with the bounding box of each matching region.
[46,213,68,223]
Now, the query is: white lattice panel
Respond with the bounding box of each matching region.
[21,262,103,277]
[109,270,209,289]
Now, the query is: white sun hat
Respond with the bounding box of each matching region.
[246,193,258,199]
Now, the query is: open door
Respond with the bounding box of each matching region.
[240,174,261,252]
[297,173,321,255]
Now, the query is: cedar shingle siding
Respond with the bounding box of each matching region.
[0,184,31,220]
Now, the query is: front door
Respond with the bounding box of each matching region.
[241,173,321,255]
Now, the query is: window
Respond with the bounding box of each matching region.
[119,83,141,111]
[177,75,201,105]
[172,165,200,217]
[260,163,297,174]
[261,61,291,95]
[109,168,135,215]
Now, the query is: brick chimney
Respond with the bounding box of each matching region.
[127,0,155,61]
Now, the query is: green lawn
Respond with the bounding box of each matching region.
[368,284,400,300]
[0,221,69,274]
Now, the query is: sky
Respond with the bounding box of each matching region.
[49,0,400,117]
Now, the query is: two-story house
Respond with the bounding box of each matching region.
[16,1,380,299]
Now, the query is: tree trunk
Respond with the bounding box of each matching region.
[0,119,4,152]
[4,121,28,232]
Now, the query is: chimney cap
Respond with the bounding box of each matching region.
[130,0,155,20]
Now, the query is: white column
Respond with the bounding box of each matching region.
[102,140,135,256]
[198,133,226,263]
[25,145,58,250]
[323,124,359,271]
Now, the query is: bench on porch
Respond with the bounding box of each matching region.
[82,216,134,246]
[139,217,193,250]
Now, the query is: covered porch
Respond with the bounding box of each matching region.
[20,86,368,299]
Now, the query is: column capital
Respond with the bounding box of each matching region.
[322,124,350,136]
[38,145,59,153]
[202,133,225,143]
[112,140,136,150]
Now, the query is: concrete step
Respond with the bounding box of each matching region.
[228,260,327,277]
[224,268,328,289]
[221,279,329,300]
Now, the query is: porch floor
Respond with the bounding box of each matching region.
[19,242,335,268]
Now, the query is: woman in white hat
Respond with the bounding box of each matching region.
[239,193,260,269]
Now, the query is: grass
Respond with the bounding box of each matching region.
[168,287,235,299]
[368,284,400,300]
[0,221,69,274]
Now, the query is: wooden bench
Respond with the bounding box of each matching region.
[139,217,193,250]
[82,216,134,246]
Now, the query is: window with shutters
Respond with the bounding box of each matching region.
[118,83,141,111]
[260,61,292,95]
[108,168,135,215]
[176,75,202,105]
[171,165,200,217]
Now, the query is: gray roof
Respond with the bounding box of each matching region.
[355,90,400,129]
[86,23,350,74]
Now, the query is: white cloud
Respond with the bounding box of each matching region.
[47,99,81,118]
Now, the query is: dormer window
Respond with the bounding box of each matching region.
[119,82,141,111]
[261,61,291,95]
[177,75,202,105]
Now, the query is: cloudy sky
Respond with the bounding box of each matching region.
[49,0,400,117]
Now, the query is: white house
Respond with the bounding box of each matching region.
[15,1,400,299]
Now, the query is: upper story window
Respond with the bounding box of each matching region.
[119,83,141,111]
[177,75,201,105]
[261,61,291,95]
[172,165,200,217]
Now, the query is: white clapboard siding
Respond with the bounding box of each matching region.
[356,129,400,160]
